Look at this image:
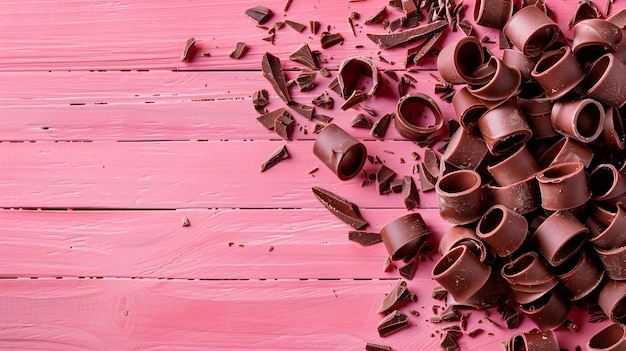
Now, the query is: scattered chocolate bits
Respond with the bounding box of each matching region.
[312,186,368,229]
[181,37,196,61]
[292,71,317,92]
[377,280,412,314]
[274,113,295,139]
[252,89,269,113]
[377,310,409,337]
[245,6,272,25]
[348,231,382,246]
[256,107,287,130]
[398,259,417,280]
[370,113,393,138]
[289,43,320,70]
[402,175,420,210]
[261,53,291,103]
[260,145,289,172]
[375,164,396,195]
[229,42,247,59]
[367,20,447,49]
[364,6,387,25]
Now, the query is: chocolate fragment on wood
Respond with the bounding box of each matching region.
[361,105,376,117]
[376,165,396,195]
[310,21,320,34]
[403,175,419,210]
[283,0,293,11]
[406,31,443,67]
[292,71,317,91]
[327,78,342,96]
[365,343,393,351]
[432,286,448,300]
[383,256,395,272]
[390,178,404,193]
[441,326,462,351]
[468,328,484,338]
[312,186,369,229]
[365,6,387,24]
[349,231,382,246]
[348,17,356,37]
[229,42,247,59]
[287,100,314,120]
[181,37,196,61]
[262,53,291,103]
[351,114,372,129]
[458,19,474,36]
[313,124,325,134]
[274,114,295,139]
[377,280,412,314]
[320,32,345,49]
[499,305,520,329]
[312,92,334,109]
[260,145,289,172]
[245,6,273,25]
[252,89,270,113]
[319,67,330,77]
[181,217,190,227]
[367,20,447,49]
[384,70,399,82]
[257,107,287,130]
[340,90,367,111]
[377,310,409,337]
[285,19,306,32]
[399,259,417,280]
[289,43,320,70]
[370,113,393,138]
[441,305,460,322]
[568,0,602,28]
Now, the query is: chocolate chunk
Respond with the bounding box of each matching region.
[289,43,320,70]
[245,6,272,25]
[287,101,314,120]
[181,217,190,227]
[468,328,484,338]
[312,92,334,109]
[365,343,393,351]
[389,17,406,32]
[367,20,447,49]
[402,176,419,210]
[274,114,295,139]
[370,113,393,138]
[390,178,404,193]
[351,114,372,129]
[285,19,306,32]
[256,107,288,130]
[441,305,460,322]
[441,326,461,351]
[348,231,382,246]
[423,148,439,180]
[313,124,325,134]
[327,78,342,96]
[262,53,291,103]
[320,32,345,49]
[252,89,270,114]
[292,71,317,91]
[310,21,320,34]
[405,31,443,67]
[399,259,417,280]
[181,37,196,61]
[417,163,436,192]
[340,90,367,111]
[377,280,412,314]
[312,187,368,229]
[229,42,247,59]
[376,165,396,195]
[260,145,289,172]
[383,256,395,272]
[499,305,520,329]
[347,17,356,37]
[377,310,409,337]
[319,67,330,77]
[364,6,387,25]
[432,286,448,300]
[458,19,474,36]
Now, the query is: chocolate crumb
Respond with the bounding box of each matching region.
[370,113,393,138]
[312,92,334,109]
[181,217,190,227]
[268,246,274,252]
[499,30,510,50]
[441,305,460,322]
[310,21,320,34]
[292,71,317,91]
[365,343,393,351]
[181,37,196,61]
[228,242,234,247]
[229,42,247,59]
[348,17,356,37]
[484,316,501,329]
[589,311,608,323]
[312,186,369,229]
[378,310,409,337]
[432,286,448,300]
[308,166,319,175]
[202,51,210,57]
[575,346,582,351]
[468,328,484,338]
[430,316,442,323]
[349,231,382,246]
[432,305,439,315]
[245,6,273,25]
[410,152,420,161]
[260,145,289,172]
[384,70,399,82]
[285,19,306,32]
[409,309,420,317]
[320,32,345,49]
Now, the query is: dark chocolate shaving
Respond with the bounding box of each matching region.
[351,114,372,129]
[181,37,196,61]
[365,6,387,25]
[367,20,447,49]
[348,231,382,246]
[245,6,273,25]
[340,90,367,110]
[423,148,440,179]
[384,70,400,82]
[376,165,396,195]
[289,43,320,70]
[287,100,314,120]
[274,114,295,139]
[377,280,412,314]
[312,186,369,229]
[389,17,406,32]
[365,343,393,351]
[441,305,460,322]
[441,326,461,351]
[252,89,269,113]
[405,31,443,67]
[327,78,342,96]
[285,19,306,32]
[320,32,345,49]
[262,53,291,103]
[312,92,334,109]
[499,30,510,50]
[402,175,420,210]
[377,310,409,337]
[229,42,247,59]
[313,124,325,134]
[283,0,293,11]
[361,105,376,117]
[468,328,484,338]
[383,256,395,272]
[256,107,288,130]
[370,113,393,138]
[348,17,356,37]
[417,163,436,192]
[260,145,289,172]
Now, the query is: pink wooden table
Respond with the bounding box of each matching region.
[0,0,620,349]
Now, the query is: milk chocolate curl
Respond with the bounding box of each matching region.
[532,210,588,266]
[589,164,626,202]
[488,176,541,215]
[394,93,444,141]
[518,85,558,139]
[502,49,539,82]
[436,170,486,225]
[437,36,485,85]
[599,107,626,149]
[380,213,431,261]
[518,289,570,331]
[536,161,591,211]
[442,126,489,170]
[572,19,623,58]
[503,5,560,58]
[510,330,559,351]
[502,252,557,295]
[313,124,367,180]
[467,56,521,101]
[536,137,594,169]
[551,98,605,143]
[532,46,585,100]
[473,0,513,29]
[555,249,604,301]
[478,102,533,156]
[598,280,626,324]
[452,86,488,131]
[476,205,527,257]
[338,56,381,98]
[488,144,540,186]
[432,246,491,302]
[583,54,626,108]
[587,323,626,351]
[596,245,626,280]
[587,204,626,249]
[439,225,489,262]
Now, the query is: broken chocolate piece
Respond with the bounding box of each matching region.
[390,178,404,193]
[441,305,460,322]
[245,6,272,25]
[458,19,475,36]
[229,42,247,59]
[399,259,417,280]
[312,186,368,229]
[320,32,345,49]
[327,78,342,96]
[370,113,393,138]
[348,231,382,246]
[568,0,602,28]
[441,326,461,351]
[351,114,372,129]
[377,310,409,337]
[402,175,419,210]
[367,20,447,49]
[383,256,395,272]
[313,124,325,134]
[181,37,196,61]
[262,53,291,103]
[252,89,269,114]
[181,217,190,227]
[292,71,317,91]
[260,145,289,172]
[365,343,393,351]
[377,280,412,314]
[289,43,320,70]
[310,21,320,34]
[312,92,334,109]
[319,67,330,77]
[468,328,484,338]
[347,17,356,37]
[287,101,314,120]
[340,90,367,111]
[376,165,396,195]
[274,114,295,139]
[256,107,288,130]
[285,19,306,32]
[418,163,436,192]
[364,6,387,25]
[384,70,400,82]
[406,31,443,67]
[361,105,376,117]
[499,305,520,329]
[432,286,448,300]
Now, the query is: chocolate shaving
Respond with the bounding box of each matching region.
[312,114,333,123]
[348,17,356,37]
[398,75,414,96]
[568,0,602,28]
[390,178,404,193]
[377,280,412,314]
[320,32,345,49]
[313,124,325,134]
[262,53,291,103]
[274,114,295,139]
[312,186,369,229]
[418,163,436,192]
[399,259,417,280]
[252,89,270,113]
[370,113,393,138]
[484,316,501,329]
[310,21,320,34]
[229,42,247,59]
[365,343,393,351]
[292,71,317,91]
[283,0,293,11]
[181,37,196,61]
[312,92,334,109]
[384,70,400,82]
[376,165,396,195]
[441,326,461,351]
[403,175,420,210]
[406,31,443,67]
[327,78,342,96]
[441,305,460,322]
[458,19,474,36]
[340,90,367,110]
[499,30,510,50]
[383,256,395,272]
[287,100,314,120]
[423,148,440,179]
[499,305,520,329]
[256,107,288,130]
[348,231,382,246]
[289,43,320,70]
[319,67,330,77]
[245,6,273,25]
[377,310,409,337]
[365,6,387,25]
[260,145,289,172]
[367,20,447,49]
[285,19,306,32]
[361,105,377,116]
[409,309,420,316]
[432,286,448,300]
[351,114,372,129]
[468,328,484,338]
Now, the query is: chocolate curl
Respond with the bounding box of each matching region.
[596,245,626,280]
[583,54,626,108]
[588,164,626,203]
[439,225,489,262]
[598,280,626,324]
[436,170,486,225]
[518,288,571,331]
[536,137,594,169]
[467,56,521,102]
[550,98,605,143]
[587,323,626,351]
[436,36,485,85]
[432,246,491,302]
[532,46,585,100]
[313,124,367,180]
[477,102,533,156]
[502,49,539,83]
[502,252,558,300]
[473,0,513,29]
[510,330,560,351]
[488,144,541,187]
[518,84,558,139]
[488,176,541,215]
[555,249,605,301]
[337,56,381,99]
[587,204,626,250]
[536,161,591,211]
[572,19,623,58]
[394,93,444,141]
[476,205,527,257]
[380,213,431,261]
[451,86,488,132]
[532,210,588,266]
[442,126,489,171]
[503,4,560,57]
[598,107,626,150]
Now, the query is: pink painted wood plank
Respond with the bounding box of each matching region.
[0,279,609,350]
[0,140,441,209]
[0,208,451,279]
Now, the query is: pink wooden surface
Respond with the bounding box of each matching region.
[0,0,622,349]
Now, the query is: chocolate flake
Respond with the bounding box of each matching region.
[260,145,289,172]
[458,19,474,36]
[499,30,510,50]
[365,343,393,351]
[441,326,461,351]
[383,256,395,272]
[468,328,484,338]
[289,43,320,70]
[252,89,270,113]
[274,22,285,31]
[181,37,196,61]
[245,6,273,25]
[409,309,420,316]
[376,164,396,195]
[312,186,369,229]
[327,78,342,96]
[229,42,248,59]
[484,317,501,329]
[310,21,320,34]
[287,100,314,120]
[293,71,317,91]
[181,217,190,227]
[399,259,417,280]
[320,32,345,49]
[377,280,412,314]
[406,31,443,67]
[361,105,376,117]
[364,6,387,25]
[390,178,404,193]
[257,107,287,130]
[384,70,400,82]
[285,19,306,32]
[367,20,447,49]
[389,17,406,32]
[262,53,291,103]
[262,33,275,44]
[283,0,293,11]
[312,92,334,109]
[274,114,295,139]
[441,305,460,322]
[432,286,448,300]
[313,124,325,134]
[348,231,382,246]
[377,310,409,337]
[308,166,319,175]
[340,89,367,111]
[351,114,372,129]
[403,175,420,210]
[499,305,520,329]
[319,67,331,77]
[370,113,393,138]
[348,17,356,37]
